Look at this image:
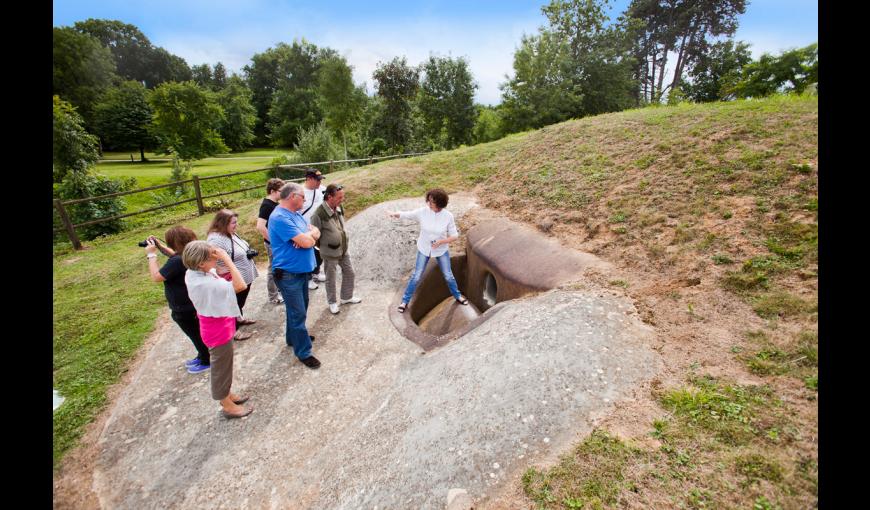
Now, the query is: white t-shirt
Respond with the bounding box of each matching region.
[301,185,326,222]
[398,206,459,258]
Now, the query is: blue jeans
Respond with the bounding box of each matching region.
[402,250,461,304]
[276,273,312,360]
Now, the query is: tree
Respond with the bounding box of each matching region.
[53,96,132,239]
[191,63,213,89]
[217,76,257,151]
[626,0,747,102]
[213,63,228,90]
[53,27,118,126]
[53,96,101,183]
[266,40,335,147]
[723,43,818,99]
[317,55,366,159]
[148,81,228,161]
[372,57,420,150]
[472,105,504,145]
[93,81,156,161]
[500,32,581,132]
[417,55,478,149]
[74,19,153,85]
[682,39,751,102]
[74,19,192,88]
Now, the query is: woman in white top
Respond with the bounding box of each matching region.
[206,209,259,340]
[387,188,468,313]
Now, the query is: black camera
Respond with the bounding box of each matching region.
[138,240,150,247]
[245,249,258,259]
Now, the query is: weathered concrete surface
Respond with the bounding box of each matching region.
[87,194,661,509]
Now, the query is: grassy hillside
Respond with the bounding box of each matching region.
[54,95,817,507]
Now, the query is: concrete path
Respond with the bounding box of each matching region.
[89,195,661,508]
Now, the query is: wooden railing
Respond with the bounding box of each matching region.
[53,152,428,250]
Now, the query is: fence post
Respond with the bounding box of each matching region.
[54,199,82,250]
[329,160,334,172]
[192,176,205,215]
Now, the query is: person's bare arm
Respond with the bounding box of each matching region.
[145,238,166,282]
[214,248,247,293]
[256,218,269,242]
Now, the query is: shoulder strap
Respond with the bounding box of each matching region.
[301,188,318,217]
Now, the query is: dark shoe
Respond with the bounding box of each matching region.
[187,361,210,374]
[310,335,315,342]
[456,296,469,305]
[301,356,321,369]
[222,406,253,419]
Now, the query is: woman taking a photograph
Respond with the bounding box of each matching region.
[144,226,211,374]
[182,241,253,419]
[387,188,468,313]
[206,209,259,341]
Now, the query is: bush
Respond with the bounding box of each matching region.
[293,120,343,166]
[55,172,135,240]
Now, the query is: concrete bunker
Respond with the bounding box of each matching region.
[390,218,602,351]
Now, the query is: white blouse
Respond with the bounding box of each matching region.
[398,206,459,258]
[184,269,242,318]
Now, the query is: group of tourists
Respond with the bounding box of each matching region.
[144,168,467,419]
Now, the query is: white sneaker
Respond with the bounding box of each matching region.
[329,302,340,314]
[340,296,362,305]
[315,272,327,282]
[308,280,319,290]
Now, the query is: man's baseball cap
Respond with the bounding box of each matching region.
[304,169,324,180]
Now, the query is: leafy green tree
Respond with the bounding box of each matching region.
[472,105,504,145]
[217,76,257,151]
[53,95,132,239]
[213,63,228,90]
[372,56,420,150]
[500,32,581,132]
[74,19,153,85]
[682,39,752,102]
[245,40,336,146]
[74,19,192,88]
[417,55,478,149]
[53,27,118,126]
[626,0,747,102]
[53,96,101,183]
[92,81,156,161]
[266,40,335,147]
[191,63,213,88]
[723,43,818,99]
[293,120,343,165]
[148,81,228,161]
[317,55,366,159]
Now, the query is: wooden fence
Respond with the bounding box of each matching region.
[53,152,427,250]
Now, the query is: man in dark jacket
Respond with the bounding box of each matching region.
[310,184,361,314]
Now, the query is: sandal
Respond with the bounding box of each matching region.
[232,395,250,405]
[456,296,468,305]
[397,303,407,313]
[233,330,253,341]
[221,407,253,419]
[237,317,257,326]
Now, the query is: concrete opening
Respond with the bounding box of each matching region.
[391,218,602,351]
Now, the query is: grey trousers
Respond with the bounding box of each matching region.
[209,340,234,400]
[323,253,356,304]
[265,242,279,301]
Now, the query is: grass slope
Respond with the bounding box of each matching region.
[55,96,817,508]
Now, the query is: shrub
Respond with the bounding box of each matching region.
[293,120,343,168]
[55,172,135,240]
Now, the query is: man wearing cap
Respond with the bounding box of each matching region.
[301,169,327,290]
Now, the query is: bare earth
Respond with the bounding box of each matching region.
[54,190,816,508]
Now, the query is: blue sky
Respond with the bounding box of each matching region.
[53,0,818,105]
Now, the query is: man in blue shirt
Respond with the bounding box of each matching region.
[268,182,322,369]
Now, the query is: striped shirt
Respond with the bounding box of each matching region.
[206,232,259,285]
